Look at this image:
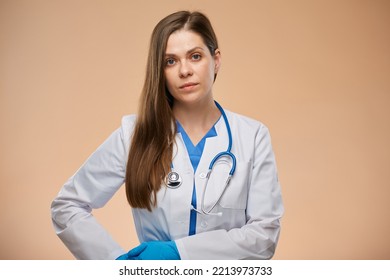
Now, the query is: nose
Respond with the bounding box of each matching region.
[179,60,193,78]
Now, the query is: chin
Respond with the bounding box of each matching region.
[176,95,209,106]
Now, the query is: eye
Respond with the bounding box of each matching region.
[191,53,202,61]
[165,58,176,66]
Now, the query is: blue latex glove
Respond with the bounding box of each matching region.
[116,241,180,260]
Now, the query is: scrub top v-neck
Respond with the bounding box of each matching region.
[176,121,218,235]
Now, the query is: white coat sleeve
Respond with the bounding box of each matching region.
[51,118,131,260]
[175,125,284,259]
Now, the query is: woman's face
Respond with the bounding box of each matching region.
[164,29,220,107]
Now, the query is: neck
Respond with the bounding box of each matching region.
[173,99,220,145]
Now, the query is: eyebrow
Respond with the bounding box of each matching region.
[165,47,205,57]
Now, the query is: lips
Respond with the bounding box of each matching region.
[179,82,199,89]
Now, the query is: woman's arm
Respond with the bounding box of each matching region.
[51,117,133,259]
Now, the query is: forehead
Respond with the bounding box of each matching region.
[165,29,207,55]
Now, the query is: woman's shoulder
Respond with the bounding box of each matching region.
[121,114,137,127]
[225,109,267,132]
[118,115,137,144]
[224,110,274,149]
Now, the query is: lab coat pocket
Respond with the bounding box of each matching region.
[204,161,251,210]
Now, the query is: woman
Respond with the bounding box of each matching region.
[51,11,284,260]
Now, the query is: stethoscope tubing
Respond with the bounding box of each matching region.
[166,101,236,216]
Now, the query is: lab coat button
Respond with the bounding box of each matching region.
[200,221,208,228]
[199,173,207,179]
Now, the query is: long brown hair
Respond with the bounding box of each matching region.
[125,11,219,211]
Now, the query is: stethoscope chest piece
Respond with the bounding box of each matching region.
[165,171,182,189]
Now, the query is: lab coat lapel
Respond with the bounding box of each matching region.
[197,116,229,173]
[195,116,230,208]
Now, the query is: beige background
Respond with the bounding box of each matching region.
[1,0,389,259]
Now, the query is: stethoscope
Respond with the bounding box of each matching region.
[165,101,236,216]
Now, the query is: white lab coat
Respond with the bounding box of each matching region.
[51,109,284,260]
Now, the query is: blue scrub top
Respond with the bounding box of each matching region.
[176,121,218,235]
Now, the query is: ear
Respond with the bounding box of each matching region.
[214,49,221,73]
